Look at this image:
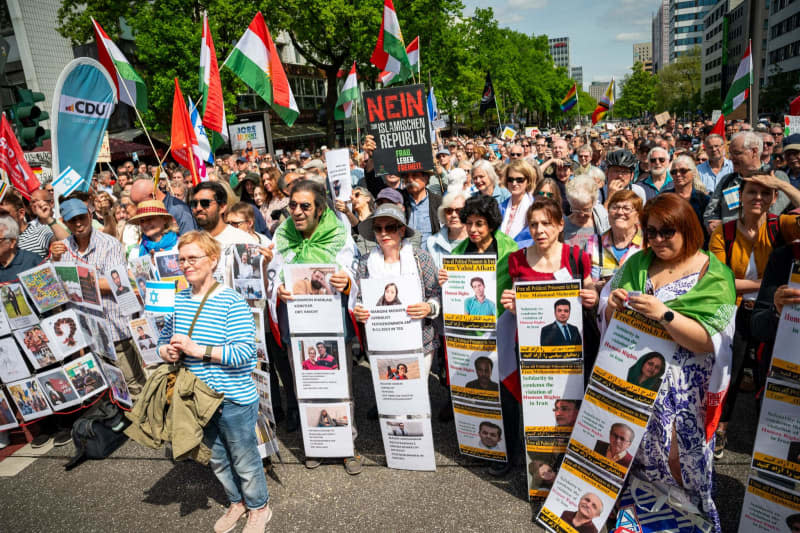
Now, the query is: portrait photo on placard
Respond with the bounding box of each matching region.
[7,377,53,421]
[102,362,132,407]
[752,379,800,483]
[63,354,108,400]
[520,360,584,433]
[0,336,30,383]
[286,264,336,296]
[442,255,497,330]
[298,338,341,370]
[36,367,81,409]
[14,325,58,370]
[527,448,566,496]
[129,317,160,366]
[360,275,423,352]
[740,474,800,533]
[375,355,421,381]
[299,401,354,458]
[291,337,349,400]
[445,335,499,401]
[40,309,90,360]
[385,420,424,437]
[105,265,141,313]
[452,401,507,461]
[0,283,38,330]
[233,244,264,280]
[0,390,19,431]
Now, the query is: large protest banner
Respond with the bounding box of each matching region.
[739,474,800,532]
[442,256,497,331]
[516,281,582,360]
[752,379,800,483]
[363,83,434,175]
[767,261,800,382]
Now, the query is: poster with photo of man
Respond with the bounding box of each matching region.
[739,474,800,533]
[368,353,429,416]
[283,264,343,335]
[128,317,161,366]
[521,360,583,438]
[452,401,507,462]
[752,379,800,483]
[516,281,582,360]
[442,255,497,331]
[232,244,266,300]
[379,416,436,471]
[291,337,349,400]
[446,334,500,402]
[104,264,142,314]
[360,275,424,353]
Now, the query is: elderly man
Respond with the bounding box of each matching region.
[636,146,672,201]
[704,132,800,232]
[130,177,197,235]
[0,216,43,282]
[697,134,733,193]
[758,132,777,167]
[0,190,54,258]
[540,138,570,179]
[784,134,800,189]
[402,169,442,247]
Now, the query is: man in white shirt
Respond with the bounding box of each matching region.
[696,134,733,192]
[190,182,258,247]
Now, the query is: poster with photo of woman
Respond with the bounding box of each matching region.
[368,353,429,416]
[360,275,424,352]
[291,337,349,399]
[102,362,132,408]
[299,401,354,458]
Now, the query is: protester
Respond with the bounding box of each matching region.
[156,231,272,533]
[784,134,800,188]
[226,202,271,246]
[401,169,441,247]
[665,155,710,242]
[603,150,646,208]
[29,188,69,241]
[601,193,736,531]
[563,175,609,251]
[499,159,537,248]
[425,190,469,269]
[131,177,198,235]
[0,215,43,282]
[1,190,53,258]
[471,160,510,205]
[191,182,258,247]
[586,190,643,288]
[126,200,178,263]
[636,146,672,200]
[260,168,288,234]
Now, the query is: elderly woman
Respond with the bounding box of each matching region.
[563,176,610,251]
[665,155,709,242]
[157,231,273,532]
[126,200,178,263]
[438,195,519,476]
[472,160,511,205]
[601,193,736,532]
[425,190,469,270]
[499,159,538,248]
[353,203,441,376]
[586,190,643,288]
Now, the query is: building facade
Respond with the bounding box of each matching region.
[652,0,671,73]
[633,42,653,72]
[765,0,800,85]
[701,0,728,100]
[570,66,583,91]
[548,37,571,72]
[589,81,609,102]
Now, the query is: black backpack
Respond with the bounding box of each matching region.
[65,395,130,470]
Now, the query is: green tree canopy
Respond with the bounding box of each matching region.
[654,46,701,116]
[614,62,656,119]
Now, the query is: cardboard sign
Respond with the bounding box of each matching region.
[97,132,111,163]
[654,112,670,126]
[501,126,517,140]
[786,115,800,136]
[363,84,434,175]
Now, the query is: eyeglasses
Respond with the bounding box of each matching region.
[610,432,632,443]
[672,168,691,175]
[373,223,400,234]
[536,143,546,148]
[649,157,667,163]
[509,152,523,157]
[609,205,635,214]
[536,191,554,198]
[444,207,462,215]
[506,176,527,184]
[289,201,313,212]
[645,226,677,240]
[178,255,207,266]
[227,219,247,228]
[571,207,593,216]
[763,141,774,147]
[521,144,530,147]
[189,198,216,210]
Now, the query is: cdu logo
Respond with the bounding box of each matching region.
[61,95,113,119]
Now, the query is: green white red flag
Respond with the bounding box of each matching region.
[335,62,359,119]
[722,40,752,116]
[379,36,418,86]
[92,18,147,112]
[371,0,410,82]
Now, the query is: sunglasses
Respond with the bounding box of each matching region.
[444,207,461,215]
[521,144,530,147]
[189,198,216,209]
[763,141,774,147]
[672,168,691,174]
[506,176,527,184]
[645,226,677,240]
[536,191,554,198]
[373,223,400,234]
[289,201,313,212]
[510,152,523,157]
[649,157,667,163]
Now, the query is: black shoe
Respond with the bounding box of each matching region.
[31,434,52,448]
[488,460,512,477]
[286,409,300,433]
[438,402,454,422]
[273,409,286,425]
[53,429,72,447]
[367,406,378,420]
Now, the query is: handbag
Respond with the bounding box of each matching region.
[614,477,713,533]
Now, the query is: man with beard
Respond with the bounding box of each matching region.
[401,169,441,248]
[636,146,672,201]
[190,182,258,247]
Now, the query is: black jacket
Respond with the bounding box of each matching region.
[402,189,442,236]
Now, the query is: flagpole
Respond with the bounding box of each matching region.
[576,86,581,129]
[354,99,360,150]
[118,80,160,162]
[186,142,200,186]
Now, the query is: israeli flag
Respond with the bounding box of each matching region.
[144,281,175,314]
[188,96,214,164]
[427,86,439,140]
[52,166,84,198]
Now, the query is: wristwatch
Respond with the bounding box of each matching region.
[660,310,675,325]
[203,345,213,363]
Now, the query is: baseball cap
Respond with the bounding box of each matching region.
[303,159,325,172]
[376,188,403,205]
[300,151,311,159]
[61,198,89,221]
[236,156,247,163]
[436,148,451,157]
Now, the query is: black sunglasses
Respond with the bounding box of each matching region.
[289,201,313,212]
[189,199,216,209]
[506,176,527,184]
[645,226,677,240]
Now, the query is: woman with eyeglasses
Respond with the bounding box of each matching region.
[707,176,800,460]
[425,190,469,270]
[563,176,610,252]
[533,178,563,207]
[600,193,736,532]
[665,155,710,243]
[585,190,643,290]
[499,159,539,248]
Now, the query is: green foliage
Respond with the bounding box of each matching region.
[654,46,701,116]
[701,89,721,115]
[760,66,800,114]
[614,62,656,119]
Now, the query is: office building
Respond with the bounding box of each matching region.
[548,37,571,71]
[765,0,800,85]
[633,42,653,72]
[570,66,583,90]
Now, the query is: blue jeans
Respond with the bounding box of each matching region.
[205,400,269,509]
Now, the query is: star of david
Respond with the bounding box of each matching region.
[149,291,159,304]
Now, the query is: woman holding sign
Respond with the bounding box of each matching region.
[601,193,736,532]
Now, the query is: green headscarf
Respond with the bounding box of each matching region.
[626,351,667,391]
[274,208,348,265]
[452,229,519,318]
[610,249,736,337]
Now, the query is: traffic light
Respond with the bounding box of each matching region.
[10,88,49,150]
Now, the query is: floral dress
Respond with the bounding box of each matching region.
[632,272,720,531]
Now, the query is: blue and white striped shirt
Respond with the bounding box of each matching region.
[157,286,257,404]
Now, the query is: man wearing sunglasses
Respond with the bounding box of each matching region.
[130,177,197,235]
[190,182,258,247]
[636,147,672,201]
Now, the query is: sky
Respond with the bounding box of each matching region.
[460,0,661,91]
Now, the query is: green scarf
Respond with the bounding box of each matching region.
[452,230,519,318]
[610,249,736,336]
[275,208,348,265]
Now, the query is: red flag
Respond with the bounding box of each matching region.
[170,79,200,185]
[199,14,227,139]
[790,93,800,116]
[710,113,725,141]
[0,114,40,199]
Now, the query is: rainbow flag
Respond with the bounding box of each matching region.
[591,79,615,125]
[560,83,577,112]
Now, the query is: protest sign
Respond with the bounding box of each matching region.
[326,148,352,202]
[526,437,568,500]
[0,390,19,431]
[36,367,82,410]
[129,317,160,365]
[251,307,268,362]
[77,311,117,362]
[739,474,800,533]
[537,455,621,533]
[0,306,10,337]
[363,84,434,175]
[501,126,516,140]
[446,334,500,402]
[785,115,800,136]
[14,325,58,369]
[379,416,436,471]
[0,336,30,383]
[360,275,423,352]
[144,281,175,315]
[102,362,132,408]
[566,386,649,481]
[521,360,583,438]
[299,401,354,458]
[253,365,275,424]
[591,309,675,406]
[368,352,429,416]
[516,281,582,360]
[228,120,266,152]
[767,261,800,382]
[232,244,266,300]
[442,255,497,330]
[54,263,103,312]
[7,377,53,421]
[18,264,69,314]
[104,264,142,314]
[63,354,107,400]
[153,250,188,292]
[40,310,91,361]
[752,379,800,483]
[255,411,280,459]
[0,284,37,330]
[453,401,507,462]
[284,264,344,335]
[97,132,111,163]
[291,336,350,399]
[654,111,670,126]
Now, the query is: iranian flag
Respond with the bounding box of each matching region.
[371,0,410,81]
[92,18,147,111]
[335,62,359,119]
[199,14,228,142]
[722,40,752,116]
[379,36,418,86]
[223,12,298,127]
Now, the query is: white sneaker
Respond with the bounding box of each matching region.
[0,430,10,449]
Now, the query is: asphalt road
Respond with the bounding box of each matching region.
[0,360,757,532]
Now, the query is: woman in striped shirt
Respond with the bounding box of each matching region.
[157,231,272,533]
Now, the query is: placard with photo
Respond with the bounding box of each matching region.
[129,317,161,366]
[76,264,103,311]
[102,362,132,408]
[0,303,11,337]
[521,360,584,439]
[0,283,38,330]
[525,436,569,501]
[752,379,800,483]
[251,307,268,363]
[299,401,354,458]
[232,244,266,300]
[516,281,583,361]
[0,336,30,383]
[446,334,500,403]
[360,275,424,353]
[368,352,429,416]
[284,264,344,335]
[379,415,436,471]
[40,309,90,361]
[452,401,507,462]
[442,255,497,331]
[77,311,117,362]
[53,262,102,311]
[7,377,53,421]
[253,365,274,424]
[14,324,58,370]
[739,474,800,533]
[153,250,188,291]
[18,263,69,313]
[63,354,108,400]
[104,264,142,314]
[768,261,800,382]
[36,367,82,409]
[0,390,19,431]
[291,336,349,400]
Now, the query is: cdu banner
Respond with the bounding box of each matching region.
[51,58,117,192]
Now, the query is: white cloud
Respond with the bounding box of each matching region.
[507,0,547,8]
[615,32,646,41]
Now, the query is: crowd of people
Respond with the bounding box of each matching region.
[2,116,799,532]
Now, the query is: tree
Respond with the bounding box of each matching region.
[614,62,656,119]
[654,46,701,116]
[760,66,800,114]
